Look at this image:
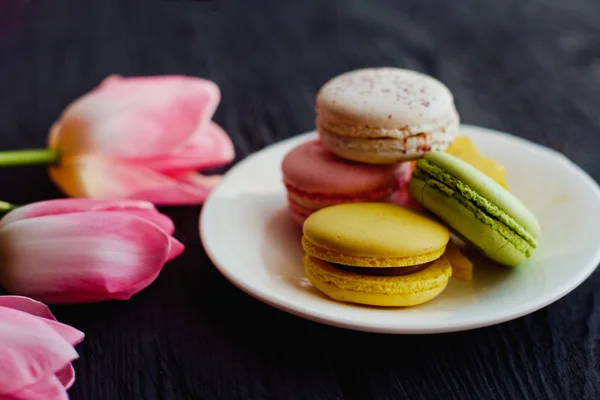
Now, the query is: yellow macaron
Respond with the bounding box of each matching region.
[302,202,452,307]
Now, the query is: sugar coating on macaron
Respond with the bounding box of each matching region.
[316,67,459,163]
[281,139,399,225]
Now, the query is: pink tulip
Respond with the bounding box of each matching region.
[0,295,84,400]
[43,74,235,205]
[0,198,184,304]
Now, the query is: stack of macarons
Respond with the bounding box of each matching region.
[281,67,460,225]
[280,67,541,308]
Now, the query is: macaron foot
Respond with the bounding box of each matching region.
[304,255,452,307]
[302,236,447,267]
[318,130,429,164]
[307,273,449,307]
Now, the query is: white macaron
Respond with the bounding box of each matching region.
[315,67,460,164]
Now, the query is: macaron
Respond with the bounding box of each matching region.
[409,152,541,267]
[315,67,459,164]
[281,139,399,225]
[302,202,452,307]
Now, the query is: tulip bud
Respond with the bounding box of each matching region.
[0,75,235,205]
[0,199,184,303]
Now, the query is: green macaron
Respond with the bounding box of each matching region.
[409,151,541,267]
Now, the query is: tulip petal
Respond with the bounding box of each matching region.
[0,296,55,320]
[123,210,175,235]
[51,75,220,158]
[55,364,75,390]
[0,296,84,346]
[132,172,222,205]
[50,156,221,205]
[1,196,177,236]
[0,212,172,303]
[40,320,85,348]
[134,121,235,175]
[167,238,185,261]
[0,198,156,228]
[0,306,78,395]
[5,375,69,400]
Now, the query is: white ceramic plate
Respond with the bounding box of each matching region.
[200,124,600,334]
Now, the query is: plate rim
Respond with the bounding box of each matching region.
[199,124,600,334]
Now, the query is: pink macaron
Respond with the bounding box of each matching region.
[281,139,399,225]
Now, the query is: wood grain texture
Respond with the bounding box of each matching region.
[0,0,599,399]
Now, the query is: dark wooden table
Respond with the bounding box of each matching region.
[1,0,599,399]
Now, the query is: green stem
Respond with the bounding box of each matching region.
[0,201,17,218]
[0,148,60,167]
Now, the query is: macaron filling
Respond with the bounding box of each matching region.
[318,128,453,155]
[413,159,537,256]
[304,255,452,296]
[332,262,432,276]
